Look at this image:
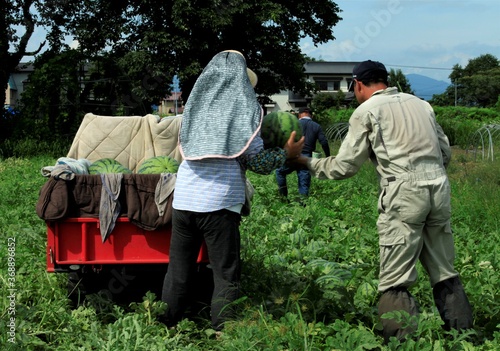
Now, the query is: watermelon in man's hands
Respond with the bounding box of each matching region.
[261,111,303,149]
[138,156,180,174]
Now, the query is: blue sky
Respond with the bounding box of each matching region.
[300,0,500,82]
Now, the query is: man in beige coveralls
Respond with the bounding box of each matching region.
[287,60,473,343]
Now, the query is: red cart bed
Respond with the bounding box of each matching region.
[46,217,208,272]
[45,217,212,306]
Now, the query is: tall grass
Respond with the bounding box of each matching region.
[0,138,72,160]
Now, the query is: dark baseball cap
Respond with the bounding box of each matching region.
[349,60,388,91]
[298,107,312,114]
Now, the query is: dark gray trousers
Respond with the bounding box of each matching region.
[161,209,241,330]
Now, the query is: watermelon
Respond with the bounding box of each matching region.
[88,158,132,175]
[137,156,180,174]
[261,111,303,149]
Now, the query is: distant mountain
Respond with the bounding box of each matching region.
[406,74,451,100]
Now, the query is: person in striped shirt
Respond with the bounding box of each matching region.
[161,50,304,331]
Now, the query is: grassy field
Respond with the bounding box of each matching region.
[0,150,499,350]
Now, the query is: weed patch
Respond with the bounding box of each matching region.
[1,154,499,350]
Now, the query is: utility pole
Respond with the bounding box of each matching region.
[454,80,457,107]
[175,93,178,115]
[172,75,180,115]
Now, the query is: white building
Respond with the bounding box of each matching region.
[266,61,358,113]
[4,63,33,109]
[5,61,359,112]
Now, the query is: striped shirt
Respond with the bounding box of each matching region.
[173,135,286,213]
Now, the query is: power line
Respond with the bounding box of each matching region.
[385,64,453,71]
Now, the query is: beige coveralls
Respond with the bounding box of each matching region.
[308,87,458,292]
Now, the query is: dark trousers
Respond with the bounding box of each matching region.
[161,208,241,330]
[275,161,311,196]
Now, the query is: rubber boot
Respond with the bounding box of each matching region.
[378,287,419,344]
[278,186,288,197]
[433,276,473,331]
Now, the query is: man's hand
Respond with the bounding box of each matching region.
[283,131,304,159]
[287,155,309,169]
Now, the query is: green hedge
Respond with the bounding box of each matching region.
[319,106,500,148]
[435,107,500,147]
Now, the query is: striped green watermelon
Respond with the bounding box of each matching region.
[88,158,132,175]
[137,156,180,174]
[261,111,303,149]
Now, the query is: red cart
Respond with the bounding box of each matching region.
[39,114,212,306]
[44,216,210,306]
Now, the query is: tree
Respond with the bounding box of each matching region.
[18,47,169,141]
[431,54,500,107]
[17,50,88,141]
[388,68,414,95]
[36,0,342,100]
[6,0,343,141]
[1,0,49,113]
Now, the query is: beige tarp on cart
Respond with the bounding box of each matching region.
[66,113,182,173]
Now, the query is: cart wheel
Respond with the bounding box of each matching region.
[67,270,103,308]
[67,271,87,308]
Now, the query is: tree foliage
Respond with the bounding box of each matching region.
[388,68,414,95]
[431,54,500,107]
[17,50,88,141]
[4,0,343,141]
[36,0,342,99]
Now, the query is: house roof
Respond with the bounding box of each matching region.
[15,63,35,72]
[304,61,359,75]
